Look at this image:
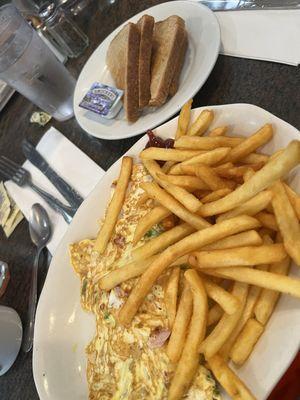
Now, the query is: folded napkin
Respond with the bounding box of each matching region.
[216,10,300,66]
[191,2,300,66]
[5,128,105,254]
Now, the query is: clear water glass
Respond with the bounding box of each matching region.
[0,4,75,121]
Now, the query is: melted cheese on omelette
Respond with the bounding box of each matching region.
[70,164,221,400]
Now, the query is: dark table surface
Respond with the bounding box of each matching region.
[0,1,300,399]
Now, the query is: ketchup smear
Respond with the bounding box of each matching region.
[145,130,174,149]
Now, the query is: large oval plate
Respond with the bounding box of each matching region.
[34,104,300,400]
[73,1,220,140]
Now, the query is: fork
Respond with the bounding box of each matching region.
[0,156,76,224]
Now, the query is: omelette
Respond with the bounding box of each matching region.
[70,164,222,400]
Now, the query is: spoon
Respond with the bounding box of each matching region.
[22,203,52,353]
[0,305,22,376]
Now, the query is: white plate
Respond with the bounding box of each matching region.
[34,104,300,400]
[73,1,220,140]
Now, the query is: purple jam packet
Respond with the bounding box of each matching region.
[79,83,123,119]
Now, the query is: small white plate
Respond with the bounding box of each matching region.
[74,1,220,140]
[34,104,300,400]
[0,305,22,376]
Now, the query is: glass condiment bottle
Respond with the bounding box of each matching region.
[0,261,10,298]
[28,15,68,64]
[39,2,89,58]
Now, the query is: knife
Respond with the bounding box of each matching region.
[22,139,84,209]
[198,0,300,11]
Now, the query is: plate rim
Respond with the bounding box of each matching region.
[73,0,221,140]
[33,103,300,400]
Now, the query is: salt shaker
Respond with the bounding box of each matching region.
[39,2,89,58]
[28,15,68,64]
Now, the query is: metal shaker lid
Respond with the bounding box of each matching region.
[38,2,57,23]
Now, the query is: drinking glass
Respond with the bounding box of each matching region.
[0,4,75,121]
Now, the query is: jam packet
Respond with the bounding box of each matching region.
[79,83,123,119]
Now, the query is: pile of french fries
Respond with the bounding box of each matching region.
[94,99,300,400]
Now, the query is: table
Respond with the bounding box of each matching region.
[0,1,299,399]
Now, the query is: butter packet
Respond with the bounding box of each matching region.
[79,83,123,119]
[30,111,52,126]
[0,182,10,227]
[0,182,24,238]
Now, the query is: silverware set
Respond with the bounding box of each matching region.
[0,139,84,223]
[0,139,82,353]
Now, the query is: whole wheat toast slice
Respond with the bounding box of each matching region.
[106,22,140,122]
[136,15,154,109]
[169,29,188,97]
[149,16,186,107]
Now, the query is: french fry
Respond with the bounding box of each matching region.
[255,211,278,231]
[219,236,272,360]
[189,244,286,268]
[175,99,193,138]
[207,354,256,400]
[238,285,263,325]
[169,147,231,174]
[95,157,132,253]
[156,174,203,212]
[219,283,264,361]
[241,152,269,164]
[143,159,205,191]
[230,318,264,365]
[169,164,199,177]
[132,223,195,261]
[167,280,193,363]
[118,215,260,325]
[165,267,181,328]
[215,163,264,179]
[217,190,273,222]
[99,255,158,290]
[284,183,300,220]
[213,162,234,175]
[203,276,240,314]
[141,182,210,230]
[100,253,189,292]
[156,173,210,190]
[199,282,248,358]
[136,191,150,206]
[187,109,214,136]
[254,256,290,325]
[161,160,176,173]
[195,164,234,191]
[202,230,263,250]
[224,124,273,163]
[201,266,300,299]
[201,188,232,204]
[208,126,228,137]
[140,148,202,162]
[269,148,284,162]
[175,135,244,150]
[208,304,223,326]
[272,180,300,265]
[243,168,255,182]
[168,270,207,400]
[199,140,300,217]
[133,206,171,245]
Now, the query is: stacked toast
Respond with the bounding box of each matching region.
[106,15,188,123]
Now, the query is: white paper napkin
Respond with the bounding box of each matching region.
[190,2,300,66]
[5,127,105,254]
[216,10,300,66]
